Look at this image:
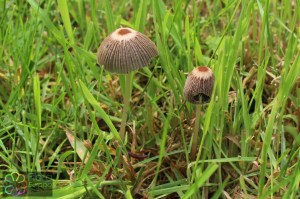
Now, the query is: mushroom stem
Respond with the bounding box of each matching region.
[191,104,201,160]
[119,73,131,140]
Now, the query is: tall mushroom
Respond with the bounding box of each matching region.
[97,27,158,141]
[183,66,215,160]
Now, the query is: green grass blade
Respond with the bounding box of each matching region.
[57,0,74,44]
[183,163,218,199]
[78,80,121,142]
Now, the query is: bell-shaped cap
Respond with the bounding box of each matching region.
[184,66,215,104]
[97,28,158,74]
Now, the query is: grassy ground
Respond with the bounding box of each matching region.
[0,0,300,198]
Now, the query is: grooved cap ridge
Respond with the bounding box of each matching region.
[97,28,158,74]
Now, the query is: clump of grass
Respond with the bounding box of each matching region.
[0,0,299,198]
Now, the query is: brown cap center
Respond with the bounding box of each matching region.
[197,66,209,72]
[118,28,131,35]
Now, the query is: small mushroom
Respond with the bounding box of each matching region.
[97,27,158,140]
[183,66,215,160]
[97,27,158,74]
[184,66,215,104]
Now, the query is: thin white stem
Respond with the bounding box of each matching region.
[191,104,201,160]
[119,73,131,140]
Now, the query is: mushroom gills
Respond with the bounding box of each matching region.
[193,93,210,103]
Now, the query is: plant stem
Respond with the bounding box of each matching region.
[119,73,131,141]
[191,104,201,160]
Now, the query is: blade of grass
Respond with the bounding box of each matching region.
[183,163,218,199]
[57,0,74,44]
[32,74,41,171]
[78,80,121,142]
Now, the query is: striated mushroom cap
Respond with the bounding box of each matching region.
[184,66,215,104]
[97,28,158,74]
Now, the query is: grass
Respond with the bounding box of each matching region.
[0,0,300,198]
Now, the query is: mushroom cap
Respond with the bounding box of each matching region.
[97,28,158,74]
[184,66,215,104]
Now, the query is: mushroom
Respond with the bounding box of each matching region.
[183,66,215,160]
[97,27,158,140]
